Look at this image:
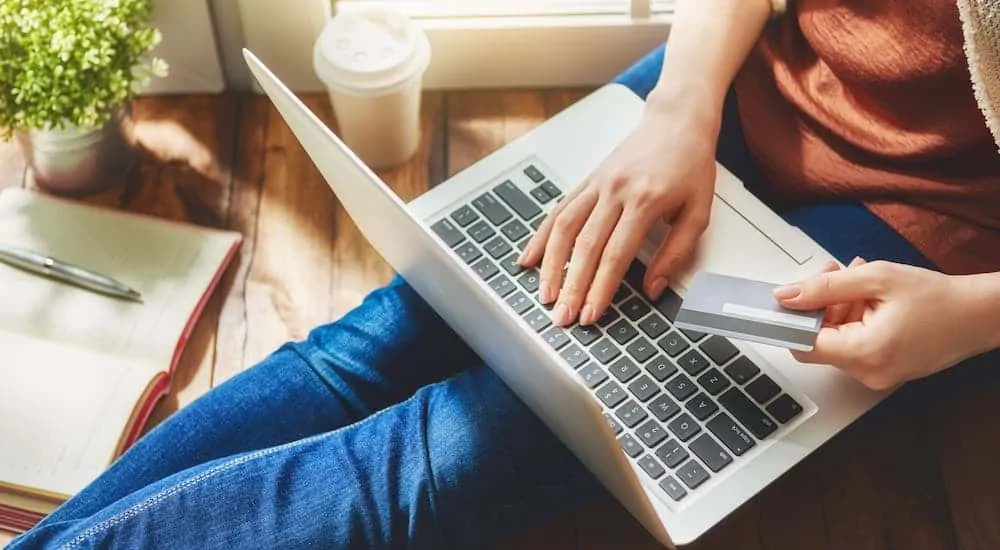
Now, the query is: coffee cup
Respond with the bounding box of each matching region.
[313,10,431,170]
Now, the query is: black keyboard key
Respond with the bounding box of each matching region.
[638,313,669,339]
[472,193,513,226]
[455,242,482,265]
[645,355,678,382]
[649,394,681,422]
[530,186,552,204]
[484,236,513,259]
[636,419,668,448]
[560,344,589,369]
[499,254,525,276]
[571,325,602,346]
[530,216,545,231]
[523,308,552,333]
[701,335,739,365]
[541,327,570,350]
[451,205,479,227]
[638,454,666,480]
[579,363,609,389]
[677,460,710,489]
[608,319,639,345]
[615,400,648,428]
[468,220,496,243]
[678,349,710,376]
[590,338,621,365]
[625,337,657,364]
[505,291,532,315]
[628,375,660,402]
[680,328,706,342]
[665,373,697,401]
[620,297,651,321]
[518,269,540,293]
[659,476,688,501]
[652,288,683,322]
[657,331,689,358]
[471,257,499,281]
[517,237,531,251]
[524,164,546,183]
[501,219,530,242]
[494,180,542,221]
[696,369,731,396]
[489,275,516,298]
[624,260,646,289]
[746,375,781,404]
[724,356,761,385]
[540,180,562,198]
[598,381,627,408]
[719,388,778,439]
[431,218,465,248]
[706,413,756,456]
[609,356,641,383]
[619,434,642,458]
[603,413,623,435]
[612,284,633,304]
[689,434,732,473]
[667,413,701,442]
[596,307,620,327]
[655,439,689,469]
[766,394,804,423]
[685,393,719,421]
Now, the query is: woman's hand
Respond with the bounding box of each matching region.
[775,260,1000,390]
[519,101,720,327]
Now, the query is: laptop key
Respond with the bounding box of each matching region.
[560,344,589,369]
[615,399,648,428]
[540,180,562,198]
[467,220,496,243]
[667,413,701,442]
[766,394,804,424]
[627,374,660,402]
[499,254,525,277]
[652,287,683,322]
[626,337,657,364]
[625,260,646,289]
[719,388,778,439]
[655,439,689,469]
[494,180,542,221]
[484,236,513,259]
[578,363,609,389]
[603,413,623,436]
[690,434,732,473]
[523,308,552,333]
[608,319,639,345]
[609,356,641,383]
[571,325,602,346]
[677,460,710,489]
[638,313,669,339]
[517,237,531,251]
[679,349,710,376]
[598,381,628,408]
[590,338,621,365]
[471,257,499,281]
[657,331,690,358]
[489,275,516,298]
[450,205,479,227]
[701,335,739,365]
[685,393,719,421]
[645,355,678,382]
[530,186,552,204]
[455,242,482,265]
[518,269,540,293]
[636,419,668,448]
[706,413,756,456]
[638,454,666,480]
[618,434,643,458]
[680,328,706,342]
[524,164,546,183]
[659,476,688,501]
[501,219,530,242]
[596,307,620,327]
[472,192,513,226]
[747,375,781,404]
[505,291,532,315]
[665,373,697,401]
[530,216,545,231]
[431,218,466,248]
[649,394,681,422]
[612,285,632,304]
[541,327,570,351]
[697,368,732,396]
[620,297,651,321]
[724,356,761,385]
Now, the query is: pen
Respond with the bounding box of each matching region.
[0,244,143,303]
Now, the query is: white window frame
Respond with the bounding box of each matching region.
[225,0,675,92]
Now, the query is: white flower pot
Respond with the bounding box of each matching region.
[15,106,138,195]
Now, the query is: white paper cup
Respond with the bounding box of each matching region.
[313,10,431,170]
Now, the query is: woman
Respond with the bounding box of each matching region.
[11,0,1000,548]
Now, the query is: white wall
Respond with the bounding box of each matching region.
[142,0,226,94]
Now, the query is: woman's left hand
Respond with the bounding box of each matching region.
[774,260,999,390]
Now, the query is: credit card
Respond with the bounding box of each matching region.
[674,271,824,351]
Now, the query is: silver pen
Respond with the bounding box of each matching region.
[0,244,143,303]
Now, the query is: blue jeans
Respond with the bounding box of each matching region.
[10,47,935,550]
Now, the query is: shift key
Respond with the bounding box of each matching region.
[494,180,542,221]
[718,388,778,439]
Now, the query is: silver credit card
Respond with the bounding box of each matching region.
[674,271,824,351]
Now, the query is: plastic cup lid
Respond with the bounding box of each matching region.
[314,10,431,96]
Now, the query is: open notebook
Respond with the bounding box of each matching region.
[0,188,241,532]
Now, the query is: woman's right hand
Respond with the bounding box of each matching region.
[519,98,721,327]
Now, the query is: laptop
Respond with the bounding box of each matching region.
[243,49,889,546]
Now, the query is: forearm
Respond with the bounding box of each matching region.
[647,0,775,123]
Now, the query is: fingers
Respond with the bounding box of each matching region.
[519,184,586,268]
[816,261,851,326]
[643,200,710,300]
[791,323,865,366]
[534,192,600,316]
[578,207,653,325]
[775,260,888,310]
[844,257,868,323]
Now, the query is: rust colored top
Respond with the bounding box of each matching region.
[734,0,1000,274]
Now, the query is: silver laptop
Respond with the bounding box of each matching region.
[243,49,889,546]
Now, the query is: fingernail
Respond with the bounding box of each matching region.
[538,280,551,304]
[649,277,668,300]
[517,250,529,266]
[553,303,570,326]
[580,304,595,325]
[773,284,801,300]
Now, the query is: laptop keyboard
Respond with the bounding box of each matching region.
[430,163,805,505]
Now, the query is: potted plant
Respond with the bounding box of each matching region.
[0,0,168,195]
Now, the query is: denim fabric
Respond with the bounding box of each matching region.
[11,47,936,550]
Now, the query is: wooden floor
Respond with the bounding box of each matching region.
[3,89,1000,549]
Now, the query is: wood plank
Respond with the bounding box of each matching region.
[447,89,548,176]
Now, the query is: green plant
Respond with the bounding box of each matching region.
[0,0,168,138]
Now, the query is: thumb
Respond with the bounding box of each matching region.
[644,202,709,299]
[775,262,886,310]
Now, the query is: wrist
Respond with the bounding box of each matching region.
[645,81,724,138]
[953,272,1000,354]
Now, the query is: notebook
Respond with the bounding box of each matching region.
[0,187,241,532]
